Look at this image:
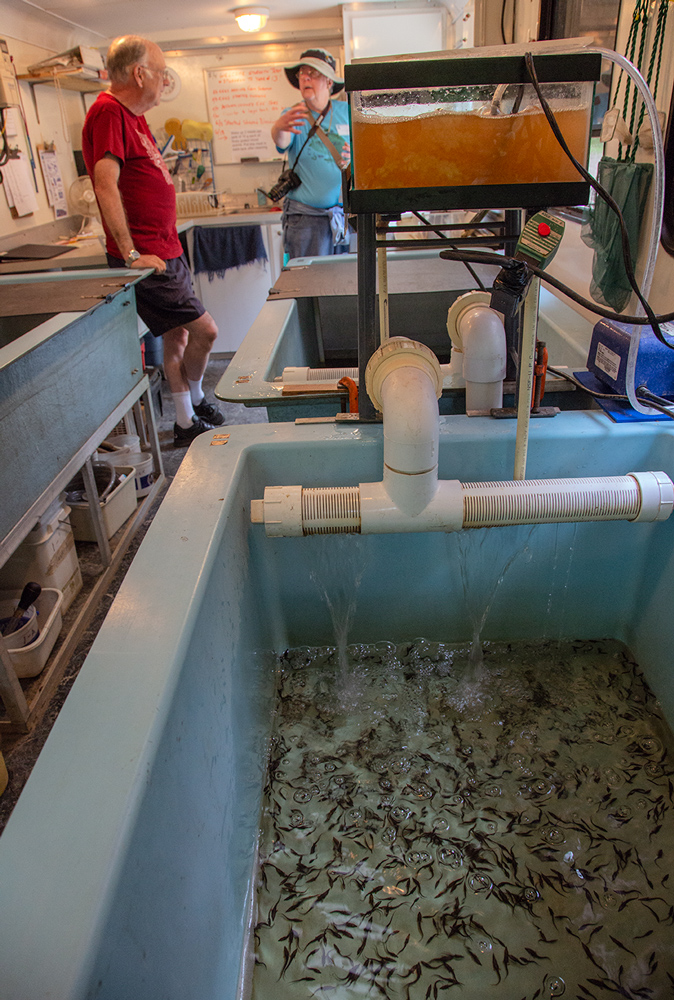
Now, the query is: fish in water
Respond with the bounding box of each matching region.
[250,638,674,1000]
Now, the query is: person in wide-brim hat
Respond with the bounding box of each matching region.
[284,48,344,93]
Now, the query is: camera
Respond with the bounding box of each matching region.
[264,168,302,203]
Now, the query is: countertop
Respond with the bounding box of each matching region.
[0,269,148,369]
[0,211,284,276]
[176,209,283,233]
[0,238,108,275]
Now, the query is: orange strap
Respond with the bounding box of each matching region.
[338,376,359,413]
[531,343,548,407]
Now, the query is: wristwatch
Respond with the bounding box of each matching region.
[126,249,141,266]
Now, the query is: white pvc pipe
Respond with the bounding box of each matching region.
[378,361,440,516]
[462,472,674,525]
[253,471,674,536]
[360,478,462,532]
[459,304,507,414]
[513,275,540,480]
[380,367,438,476]
[445,348,465,383]
[253,328,674,537]
[378,246,390,343]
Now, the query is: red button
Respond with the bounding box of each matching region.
[538,222,551,237]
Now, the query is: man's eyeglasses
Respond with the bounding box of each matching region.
[140,65,170,83]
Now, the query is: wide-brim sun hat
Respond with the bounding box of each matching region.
[285,48,344,93]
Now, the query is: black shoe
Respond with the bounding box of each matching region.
[193,397,225,426]
[173,415,215,447]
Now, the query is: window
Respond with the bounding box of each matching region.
[539,0,622,131]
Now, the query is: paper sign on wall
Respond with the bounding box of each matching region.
[3,107,19,137]
[2,154,38,216]
[39,148,68,217]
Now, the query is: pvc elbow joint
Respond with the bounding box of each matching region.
[446,292,506,414]
[460,306,507,384]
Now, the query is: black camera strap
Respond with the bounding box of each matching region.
[289,102,331,172]
[306,105,344,170]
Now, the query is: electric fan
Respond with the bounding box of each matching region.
[68,176,100,221]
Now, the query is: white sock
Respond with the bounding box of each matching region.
[173,390,195,429]
[187,377,205,406]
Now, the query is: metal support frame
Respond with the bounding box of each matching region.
[0,377,156,568]
[0,471,166,733]
[352,210,523,423]
[0,646,29,726]
[81,457,112,567]
[376,237,508,250]
[357,214,378,422]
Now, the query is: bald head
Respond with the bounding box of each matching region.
[106,36,162,84]
[104,35,167,113]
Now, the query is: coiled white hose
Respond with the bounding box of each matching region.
[585,47,665,416]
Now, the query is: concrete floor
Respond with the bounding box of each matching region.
[0,358,267,835]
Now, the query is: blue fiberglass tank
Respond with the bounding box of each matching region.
[0,412,673,997]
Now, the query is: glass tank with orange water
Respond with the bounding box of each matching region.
[350,82,594,191]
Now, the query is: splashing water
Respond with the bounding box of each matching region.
[455,526,536,664]
[249,638,674,1000]
[448,526,536,717]
[309,535,367,706]
[545,522,578,655]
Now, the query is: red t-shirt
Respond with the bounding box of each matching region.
[82,92,182,260]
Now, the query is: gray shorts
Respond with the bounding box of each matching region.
[106,253,205,337]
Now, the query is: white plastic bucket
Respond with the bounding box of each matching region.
[1,588,64,678]
[100,450,154,498]
[127,453,154,498]
[0,600,39,650]
[0,503,82,614]
[107,434,140,453]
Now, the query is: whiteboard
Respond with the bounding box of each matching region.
[206,63,292,163]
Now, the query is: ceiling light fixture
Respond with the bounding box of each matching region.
[230,6,269,31]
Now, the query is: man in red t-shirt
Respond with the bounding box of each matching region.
[82,35,224,446]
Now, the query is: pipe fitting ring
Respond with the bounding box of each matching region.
[365,337,443,412]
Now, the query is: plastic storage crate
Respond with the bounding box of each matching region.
[0,498,82,613]
[68,467,137,542]
[175,192,226,218]
[0,588,64,678]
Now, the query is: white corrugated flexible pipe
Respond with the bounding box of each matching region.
[252,472,673,536]
[252,340,674,536]
[283,366,359,382]
[281,365,456,384]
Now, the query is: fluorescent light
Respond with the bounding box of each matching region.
[231,6,269,31]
